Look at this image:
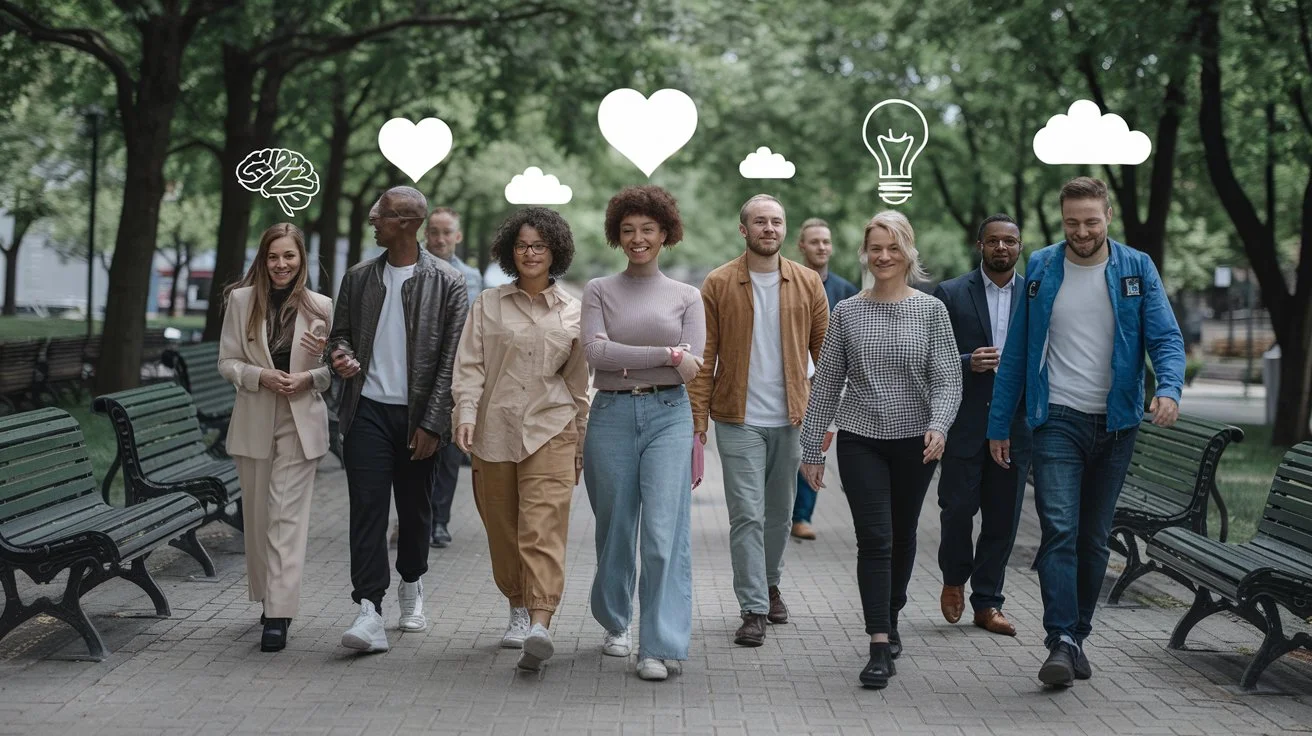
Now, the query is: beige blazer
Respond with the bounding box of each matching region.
[218,286,334,460]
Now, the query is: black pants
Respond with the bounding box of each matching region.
[937,442,1031,612]
[345,397,436,610]
[835,432,938,635]
[429,441,462,526]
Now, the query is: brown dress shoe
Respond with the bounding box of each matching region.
[940,585,965,623]
[973,608,1017,636]
[790,522,817,540]
[767,586,789,624]
[734,613,767,646]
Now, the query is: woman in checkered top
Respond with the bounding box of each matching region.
[799,210,962,689]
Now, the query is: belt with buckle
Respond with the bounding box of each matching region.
[598,384,682,396]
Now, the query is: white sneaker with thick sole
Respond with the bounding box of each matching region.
[397,578,427,632]
[602,627,632,657]
[501,607,530,648]
[636,657,668,681]
[517,623,554,671]
[341,600,389,652]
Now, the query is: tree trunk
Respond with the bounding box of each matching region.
[347,193,368,268]
[1034,193,1056,247]
[316,74,350,297]
[2,215,32,316]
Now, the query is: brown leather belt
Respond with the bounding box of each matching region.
[597,384,682,396]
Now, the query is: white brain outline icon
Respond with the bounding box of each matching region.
[235,148,321,217]
[738,147,796,179]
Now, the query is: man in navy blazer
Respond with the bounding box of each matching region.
[930,214,1032,637]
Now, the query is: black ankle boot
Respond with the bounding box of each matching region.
[860,642,895,689]
[889,629,902,659]
[261,618,290,652]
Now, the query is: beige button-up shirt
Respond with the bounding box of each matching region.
[452,283,590,463]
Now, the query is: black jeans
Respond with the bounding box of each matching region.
[429,441,462,526]
[835,432,939,635]
[345,397,436,610]
[937,442,1031,612]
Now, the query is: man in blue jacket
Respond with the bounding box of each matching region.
[987,177,1185,688]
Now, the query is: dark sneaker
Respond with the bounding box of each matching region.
[889,629,902,660]
[1038,642,1078,687]
[1074,647,1092,680]
[430,522,452,548]
[261,618,290,652]
[734,613,768,647]
[860,642,896,689]
[767,586,789,624]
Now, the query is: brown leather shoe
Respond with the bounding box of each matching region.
[767,586,789,624]
[940,585,965,624]
[790,522,817,540]
[973,607,1017,636]
[734,613,767,646]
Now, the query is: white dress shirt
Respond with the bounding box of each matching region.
[982,267,1014,349]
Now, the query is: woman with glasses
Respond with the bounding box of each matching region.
[581,185,705,682]
[451,207,590,673]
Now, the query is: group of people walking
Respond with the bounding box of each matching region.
[215,175,1185,691]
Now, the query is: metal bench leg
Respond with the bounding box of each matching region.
[169,529,217,579]
[101,455,122,505]
[1,562,108,660]
[0,568,34,646]
[1108,530,1151,605]
[223,500,244,532]
[1239,597,1306,690]
[1169,587,1230,649]
[115,557,170,617]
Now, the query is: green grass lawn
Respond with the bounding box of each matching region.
[1209,423,1291,543]
[0,315,205,340]
[63,400,126,506]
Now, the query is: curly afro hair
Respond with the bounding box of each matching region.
[489,207,575,280]
[603,185,684,247]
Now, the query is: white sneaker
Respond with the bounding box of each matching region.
[341,600,389,652]
[397,578,427,631]
[517,623,554,671]
[636,657,668,681]
[501,607,530,648]
[602,628,632,657]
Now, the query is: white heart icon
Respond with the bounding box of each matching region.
[377,117,453,182]
[598,89,698,177]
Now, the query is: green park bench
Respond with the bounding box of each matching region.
[35,336,90,404]
[0,407,206,660]
[94,384,242,578]
[1146,441,1312,689]
[1107,415,1245,604]
[0,340,41,414]
[162,342,233,453]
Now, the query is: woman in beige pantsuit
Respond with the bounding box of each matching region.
[218,222,334,652]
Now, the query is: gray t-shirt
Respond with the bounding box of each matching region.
[745,270,790,427]
[361,262,414,405]
[1047,258,1114,414]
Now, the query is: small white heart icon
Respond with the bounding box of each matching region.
[598,89,698,177]
[378,117,453,182]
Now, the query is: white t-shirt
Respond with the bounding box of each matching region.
[744,270,791,427]
[361,262,415,405]
[1047,258,1114,414]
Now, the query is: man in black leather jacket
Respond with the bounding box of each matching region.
[327,185,468,653]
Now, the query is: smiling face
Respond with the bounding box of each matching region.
[618,214,666,266]
[740,199,786,257]
[1061,197,1111,261]
[798,225,833,269]
[864,225,908,284]
[265,235,301,289]
[977,221,1022,274]
[512,225,554,282]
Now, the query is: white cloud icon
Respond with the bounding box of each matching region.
[1033,100,1152,165]
[504,167,573,205]
[738,147,796,179]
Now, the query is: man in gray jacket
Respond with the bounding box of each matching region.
[327,185,468,653]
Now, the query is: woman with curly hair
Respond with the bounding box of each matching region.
[451,207,590,672]
[581,185,706,682]
[217,222,334,652]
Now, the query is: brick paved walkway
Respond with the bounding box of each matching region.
[2,433,1310,735]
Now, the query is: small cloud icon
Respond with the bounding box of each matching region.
[504,167,573,205]
[1033,100,1152,165]
[738,147,796,179]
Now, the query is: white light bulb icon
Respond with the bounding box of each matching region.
[862,99,929,206]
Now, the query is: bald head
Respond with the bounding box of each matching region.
[382,186,428,218]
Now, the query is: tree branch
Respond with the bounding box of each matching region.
[168,138,222,159]
[929,157,971,233]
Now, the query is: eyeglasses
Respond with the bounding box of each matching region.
[368,212,420,226]
[513,243,549,255]
[982,237,1021,248]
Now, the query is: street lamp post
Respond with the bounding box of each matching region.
[84,106,103,339]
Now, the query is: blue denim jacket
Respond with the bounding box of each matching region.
[986,239,1185,438]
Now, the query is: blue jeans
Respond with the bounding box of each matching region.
[1032,404,1138,649]
[583,387,693,661]
[793,471,817,523]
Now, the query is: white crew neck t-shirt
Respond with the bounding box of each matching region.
[744,270,791,427]
[1046,258,1115,414]
[361,262,416,405]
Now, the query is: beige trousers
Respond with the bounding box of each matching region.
[234,395,318,618]
[472,429,577,612]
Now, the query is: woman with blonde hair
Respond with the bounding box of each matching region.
[218,222,334,652]
[799,211,961,688]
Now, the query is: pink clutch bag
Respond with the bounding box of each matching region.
[691,440,705,490]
